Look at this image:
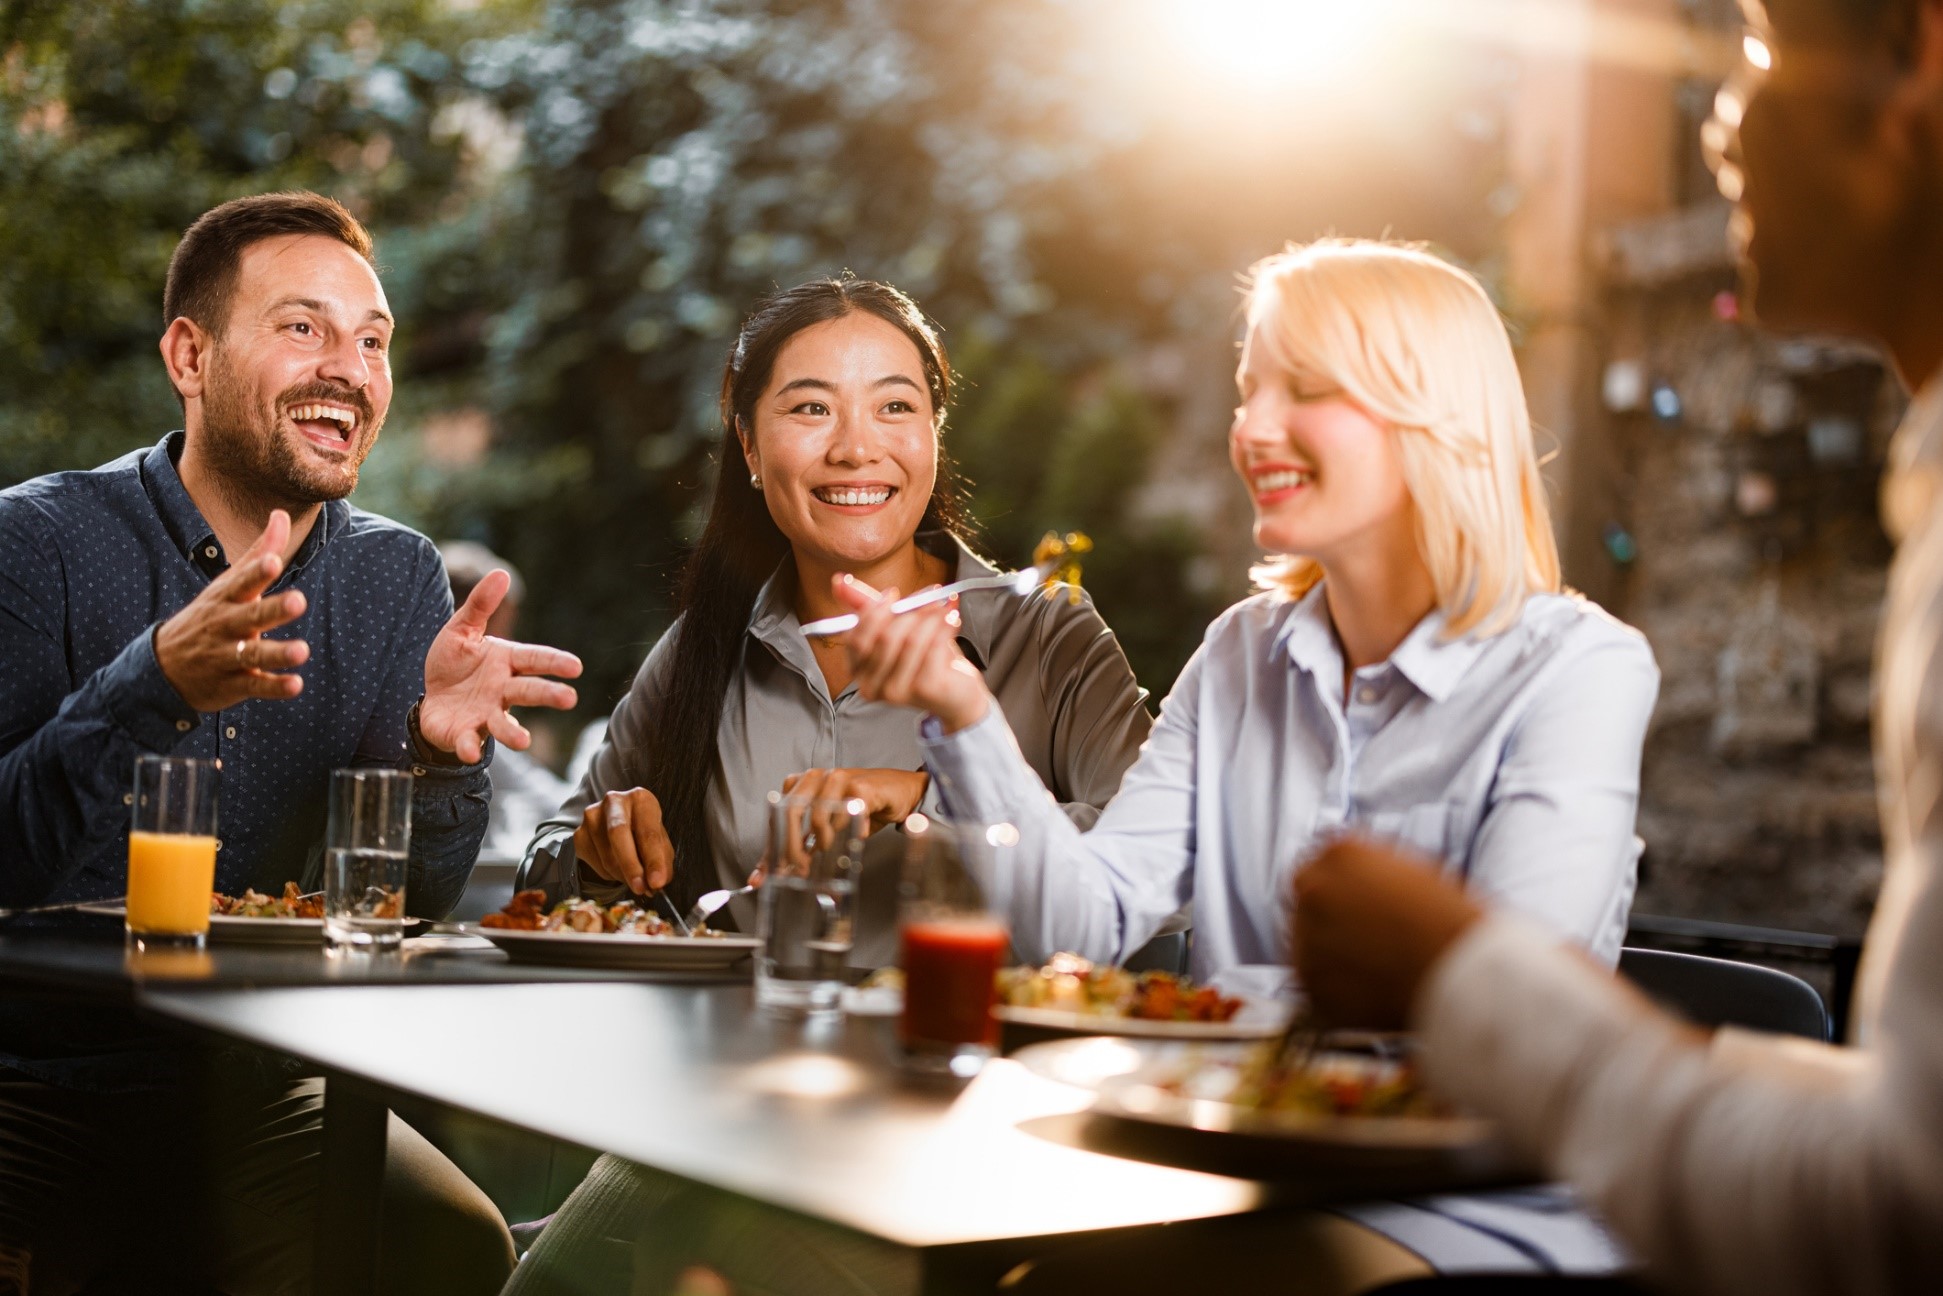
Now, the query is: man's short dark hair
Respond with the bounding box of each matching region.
[162,192,374,337]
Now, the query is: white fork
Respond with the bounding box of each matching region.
[797,559,1057,639]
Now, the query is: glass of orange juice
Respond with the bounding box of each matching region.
[127,755,219,950]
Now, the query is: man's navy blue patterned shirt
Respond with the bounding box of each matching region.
[0,433,489,919]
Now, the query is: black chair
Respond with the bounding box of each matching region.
[1625,912,1863,1040]
[1617,946,1829,1041]
[1123,930,1188,975]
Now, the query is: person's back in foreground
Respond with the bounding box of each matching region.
[1294,1,1943,1292]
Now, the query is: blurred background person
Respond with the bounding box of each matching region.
[441,539,574,864]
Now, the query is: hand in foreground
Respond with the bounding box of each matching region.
[155,509,312,712]
[420,568,583,763]
[574,787,674,895]
[1292,835,1485,1030]
[830,573,990,733]
[781,767,929,830]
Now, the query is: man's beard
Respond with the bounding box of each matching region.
[198,352,381,513]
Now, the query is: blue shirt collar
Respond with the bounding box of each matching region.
[139,431,342,580]
[1272,581,1491,704]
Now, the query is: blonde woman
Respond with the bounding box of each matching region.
[834,239,1660,987]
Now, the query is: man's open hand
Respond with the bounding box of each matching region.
[155,509,311,713]
[419,568,582,764]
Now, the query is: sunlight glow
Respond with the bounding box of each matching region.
[1713,86,1745,130]
[740,1054,871,1101]
[1743,33,1772,71]
[1715,159,1745,203]
[1159,0,1394,89]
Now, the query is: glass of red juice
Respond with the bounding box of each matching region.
[897,814,1018,1077]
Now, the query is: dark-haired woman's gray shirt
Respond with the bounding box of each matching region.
[519,537,1153,944]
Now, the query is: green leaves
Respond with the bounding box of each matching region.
[2,0,1241,716]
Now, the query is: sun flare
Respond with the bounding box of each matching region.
[1157,0,1393,89]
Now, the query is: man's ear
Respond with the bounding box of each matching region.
[159,317,214,403]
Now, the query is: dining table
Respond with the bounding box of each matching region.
[0,915,1518,1295]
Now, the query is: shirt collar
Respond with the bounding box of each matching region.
[139,430,342,581]
[142,432,221,574]
[1272,583,1343,681]
[1271,581,1490,704]
[1386,605,1490,703]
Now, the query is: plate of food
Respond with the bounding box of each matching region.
[467,890,759,972]
[80,883,424,944]
[993,953,1291,1040]
[1015,1034,1501,1175]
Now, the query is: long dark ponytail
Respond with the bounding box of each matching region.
[650,277,971,909]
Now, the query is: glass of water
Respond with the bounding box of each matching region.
[755,792,865,1014]
[325,768,412,953]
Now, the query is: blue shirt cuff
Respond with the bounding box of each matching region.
[917,704,1043,822]
[406,704,493,777]
[100,625,201,751]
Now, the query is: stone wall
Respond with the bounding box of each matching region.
[1591,226,1905,942]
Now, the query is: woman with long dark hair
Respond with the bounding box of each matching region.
[518,276,1152,936]
[504,278,1154,1296]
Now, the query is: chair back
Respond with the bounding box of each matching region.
[1618,946,1828,1041]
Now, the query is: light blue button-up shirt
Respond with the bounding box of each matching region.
[920,584,1660,988]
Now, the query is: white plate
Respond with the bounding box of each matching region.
[993,994,1291,1041]
[1015,1037,1499,1169]
[464,925,759,972]
[77,903,426,945]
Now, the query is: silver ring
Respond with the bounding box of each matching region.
[235,639,249,668]
[605,800,627,829]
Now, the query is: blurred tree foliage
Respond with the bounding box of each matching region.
[1,0,1238,727]
[0,0,518,476]
[439,0,1235,709]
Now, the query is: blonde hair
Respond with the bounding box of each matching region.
[1245,239,1560,638]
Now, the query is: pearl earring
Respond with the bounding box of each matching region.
[750,472,763,491]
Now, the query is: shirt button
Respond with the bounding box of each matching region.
[203,546,218,559]
[1356,687,1377,705]
[175,719,191,732]
[412,766,427,777]
[224,726,237,739]
[122,793,133,805]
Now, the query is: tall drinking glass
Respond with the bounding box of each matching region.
[127,756,219,950]
[898,814,1016,1078]
[755,792,864,1014]
[325,769,412,953]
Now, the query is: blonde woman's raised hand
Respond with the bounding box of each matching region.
[830,573,990,733]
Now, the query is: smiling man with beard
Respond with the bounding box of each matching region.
[0,192,580,1289]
